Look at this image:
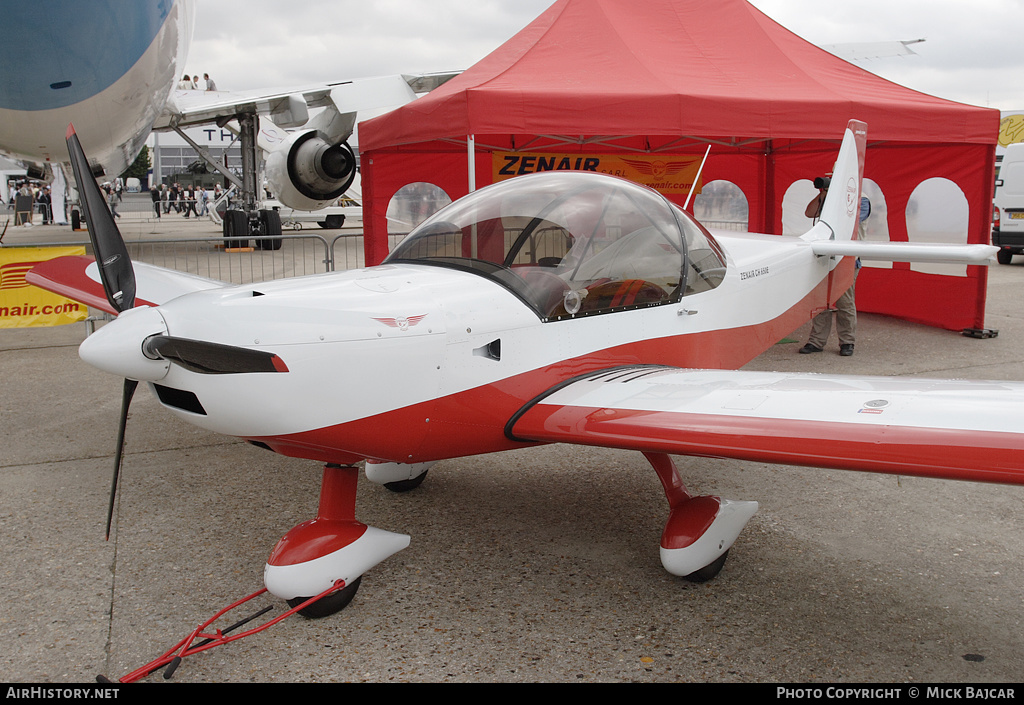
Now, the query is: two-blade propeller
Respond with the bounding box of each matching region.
[66,125,139,539]
[64,125,288,539]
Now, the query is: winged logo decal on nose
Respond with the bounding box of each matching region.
[372,314,428,331]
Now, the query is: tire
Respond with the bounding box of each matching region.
[317,214,346,229]
[71,209,81,231]
[682,550,729,583]
[286,577,361,618]
[223,209,249,248]
[256,209,283,250]
[384,469,429,493]
[997,248,1013,265]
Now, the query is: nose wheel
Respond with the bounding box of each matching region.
[264,463,409,617]
[287,576,362,618]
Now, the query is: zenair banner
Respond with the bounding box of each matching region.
[494,152,703,195]
[0,246,88,328]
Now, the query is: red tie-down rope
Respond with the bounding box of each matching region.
[98,579,347,683]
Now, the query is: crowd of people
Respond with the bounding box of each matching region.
[148,182,223,219]
[5,180,54,224]
[4,178,228,225]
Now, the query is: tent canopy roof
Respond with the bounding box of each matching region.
[360,0,997,151]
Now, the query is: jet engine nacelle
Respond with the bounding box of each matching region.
[265,130,357,211]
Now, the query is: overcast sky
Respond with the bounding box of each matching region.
[186,0,1023,111]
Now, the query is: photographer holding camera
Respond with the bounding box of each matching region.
[799,174,867,357]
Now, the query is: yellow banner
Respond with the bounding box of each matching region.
[493,152,703,195]
[0,246,88,328]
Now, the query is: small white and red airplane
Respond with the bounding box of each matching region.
[28,121,1024,619]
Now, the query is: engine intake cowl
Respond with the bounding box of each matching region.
[265,130,357,211]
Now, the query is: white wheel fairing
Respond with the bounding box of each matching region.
[660,498,758,577]
[264,526,410,600]
[364,460,435,485]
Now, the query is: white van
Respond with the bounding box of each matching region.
[993,142,1024,263]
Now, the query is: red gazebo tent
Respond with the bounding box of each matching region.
[359,0,999,331]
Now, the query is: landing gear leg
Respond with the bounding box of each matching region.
[264,463,409,618]
[644,452,758,582]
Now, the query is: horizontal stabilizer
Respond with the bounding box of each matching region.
[811,240,997,264]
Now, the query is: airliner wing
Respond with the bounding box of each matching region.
[507,366,1024,486]
[154,72,460,132]
[27,256,226,315]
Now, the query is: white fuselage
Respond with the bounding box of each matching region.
[84,232,842,465]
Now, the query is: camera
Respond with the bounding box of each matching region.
[813,176,831,190]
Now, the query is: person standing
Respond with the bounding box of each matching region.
[150,185,161,219]
[799,182,869,357]
[105,184,120,219]
[184,186,199,218]
[38,186,51,224]
[203,73,217,91]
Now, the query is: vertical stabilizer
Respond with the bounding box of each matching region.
[802,120,867,243]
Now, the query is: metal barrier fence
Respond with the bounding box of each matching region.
[13,218,747,287]
[130,235,332,283]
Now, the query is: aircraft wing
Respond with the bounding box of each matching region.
[154,73,460,132]
[27,256,227,315]
[507,366,1024,486]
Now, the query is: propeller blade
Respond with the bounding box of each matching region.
[106,378,138,540]
[143,335,289,375]
[65,124,136,313]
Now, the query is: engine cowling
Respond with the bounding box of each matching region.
[265,130,357,211]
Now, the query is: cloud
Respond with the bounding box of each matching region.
[188,0,556,90]
[186,0,1024,110]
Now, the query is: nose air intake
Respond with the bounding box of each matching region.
[143,335,290,375]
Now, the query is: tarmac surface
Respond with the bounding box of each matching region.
[2,214,1024,683]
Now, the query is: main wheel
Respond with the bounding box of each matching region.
[318,214,346,229]
[256,209,283,250]
[223,209,249,248]
[287,576,362,618]
[384,470,429,493]
[997,249,1013,265]
[682,550,729,583]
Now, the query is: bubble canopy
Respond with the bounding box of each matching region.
[385,171,726,321]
